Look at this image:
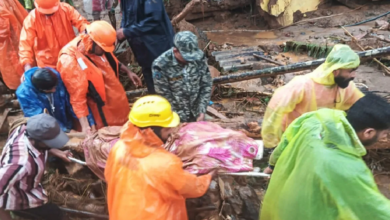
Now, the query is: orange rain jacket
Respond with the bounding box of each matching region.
[105,122,212,220]
[0,0,27,89]
[57,34,130,129]
[19,2,89,69]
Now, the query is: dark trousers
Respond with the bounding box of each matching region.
[13,202,64,220]
[142,67,156,94]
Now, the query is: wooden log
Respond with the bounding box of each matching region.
[171,0,201,26]
[126,46,390,97]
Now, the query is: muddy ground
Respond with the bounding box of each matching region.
[4,0,390,219]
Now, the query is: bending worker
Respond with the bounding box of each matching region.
[16,67,95,132]
[262,45,363,152]
[57,21,141,132]
[261,94,390,220]
[0,114,71,220]
[153,31,212,122]
[19,0,89,73]
[105,95,212,220]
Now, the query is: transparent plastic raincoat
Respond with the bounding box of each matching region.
[261,45,364,148]
[260,109,390,220]
[19,2,89,69]
[57,34,129,129]
[0,0,27,89]
[105,122,212,220]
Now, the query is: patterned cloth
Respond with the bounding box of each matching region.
[0,125,48,210]
[164,122,259,174]
[83,126,121,180]
[152,33,212,122]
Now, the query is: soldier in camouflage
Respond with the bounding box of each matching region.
[152,31,212,122]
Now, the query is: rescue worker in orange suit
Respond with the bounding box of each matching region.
[19,0,89,74]
[0,0,27,90]
[105,95,213,220]
[57,21,142,133]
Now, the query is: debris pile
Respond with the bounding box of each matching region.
[42,167,108,218]
[186,176,267,220]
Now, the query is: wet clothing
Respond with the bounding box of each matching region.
[0,125,48,210]
[120,0,175,93]
[261,45,363,148]
[0,0,27,89]
[19,3,89,69]
[105,122,211,220]
[16,67,95,132]
[261,109,390,220]
[57,34,130,129]
[153,49,212,122]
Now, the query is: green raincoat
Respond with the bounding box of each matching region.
[261,108,390,220]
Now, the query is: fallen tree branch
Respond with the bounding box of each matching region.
[342,26,390,75]
[253,53,283,66]
[171,0,201,26]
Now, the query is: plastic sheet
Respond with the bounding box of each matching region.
[58,34,129,129]
[261,45,363,148]
[0,0,27,89]
[164,122,259,174]
[261,109,390,220]
[105,122,211,220]
[19,3,89,68]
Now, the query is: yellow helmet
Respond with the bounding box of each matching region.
[129,95,180,128]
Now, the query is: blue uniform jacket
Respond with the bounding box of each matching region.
[121,0,175,67]
[16,67,95,132]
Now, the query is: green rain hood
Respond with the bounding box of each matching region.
[261,108,390,220]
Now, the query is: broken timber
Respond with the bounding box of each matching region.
[126,46,390,98]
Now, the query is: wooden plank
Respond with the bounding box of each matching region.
[207,106,227,119]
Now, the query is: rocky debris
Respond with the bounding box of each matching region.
[375,20,390,30]
[187,176,263,220]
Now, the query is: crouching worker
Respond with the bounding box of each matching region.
[105,95,212,220]
[260,94,390,220]
[0,114,71,220]
[16,67,95,132]
[57,21,142,133]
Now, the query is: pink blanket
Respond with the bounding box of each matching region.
[164,122,259,174]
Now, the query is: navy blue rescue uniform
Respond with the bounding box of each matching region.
[120,0,175,93]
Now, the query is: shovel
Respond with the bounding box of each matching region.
[68,157,87,166]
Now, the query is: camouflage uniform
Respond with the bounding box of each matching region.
[153,31,212,122]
